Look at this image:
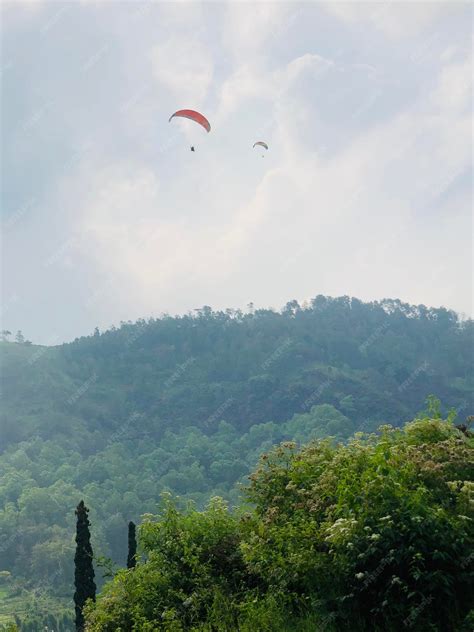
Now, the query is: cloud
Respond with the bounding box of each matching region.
[68,40,471,325]
[215,64,272,125]
[2,1,472,343]
[431,56,473,112]
[223,3,291,61]
[322,1,458,39]
[206,45,472,311]
[151,36,214,106]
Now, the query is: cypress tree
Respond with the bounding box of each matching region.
[74,500,96,631]
[127,520,137,569]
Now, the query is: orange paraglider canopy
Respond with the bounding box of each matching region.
[169,109,211,133]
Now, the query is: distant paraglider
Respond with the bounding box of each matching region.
[253,141,268,157]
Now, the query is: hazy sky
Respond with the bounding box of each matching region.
[1,1,472,344]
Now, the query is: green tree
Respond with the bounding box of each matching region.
[126,521,137,569]
[85,415,473,631]
[244,417,473,631]
[85,496,253,630]
[74,500,96,631]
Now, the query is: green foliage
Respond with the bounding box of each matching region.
[85,495,254,631]
[10,611,75,632]
[85,416,473,631]
[243,418,474,630]
[0,297,472,599]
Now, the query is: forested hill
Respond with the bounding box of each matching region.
[2,296,472,452]
[0,295,472,608]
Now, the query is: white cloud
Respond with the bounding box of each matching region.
[215,64,272,125]
[431,56,473,112]
[2,0,472,341]
[207,45,472,313]
[68,41,471,324]
[151,36,214,106]
[322,1,458,39]
[223,3,291,61]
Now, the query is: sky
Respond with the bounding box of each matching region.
[1,1,472,345]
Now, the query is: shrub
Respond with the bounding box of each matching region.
[85,416,473,631]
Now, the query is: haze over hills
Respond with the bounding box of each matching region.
[2,295,472,447]
[0,295,472,617]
